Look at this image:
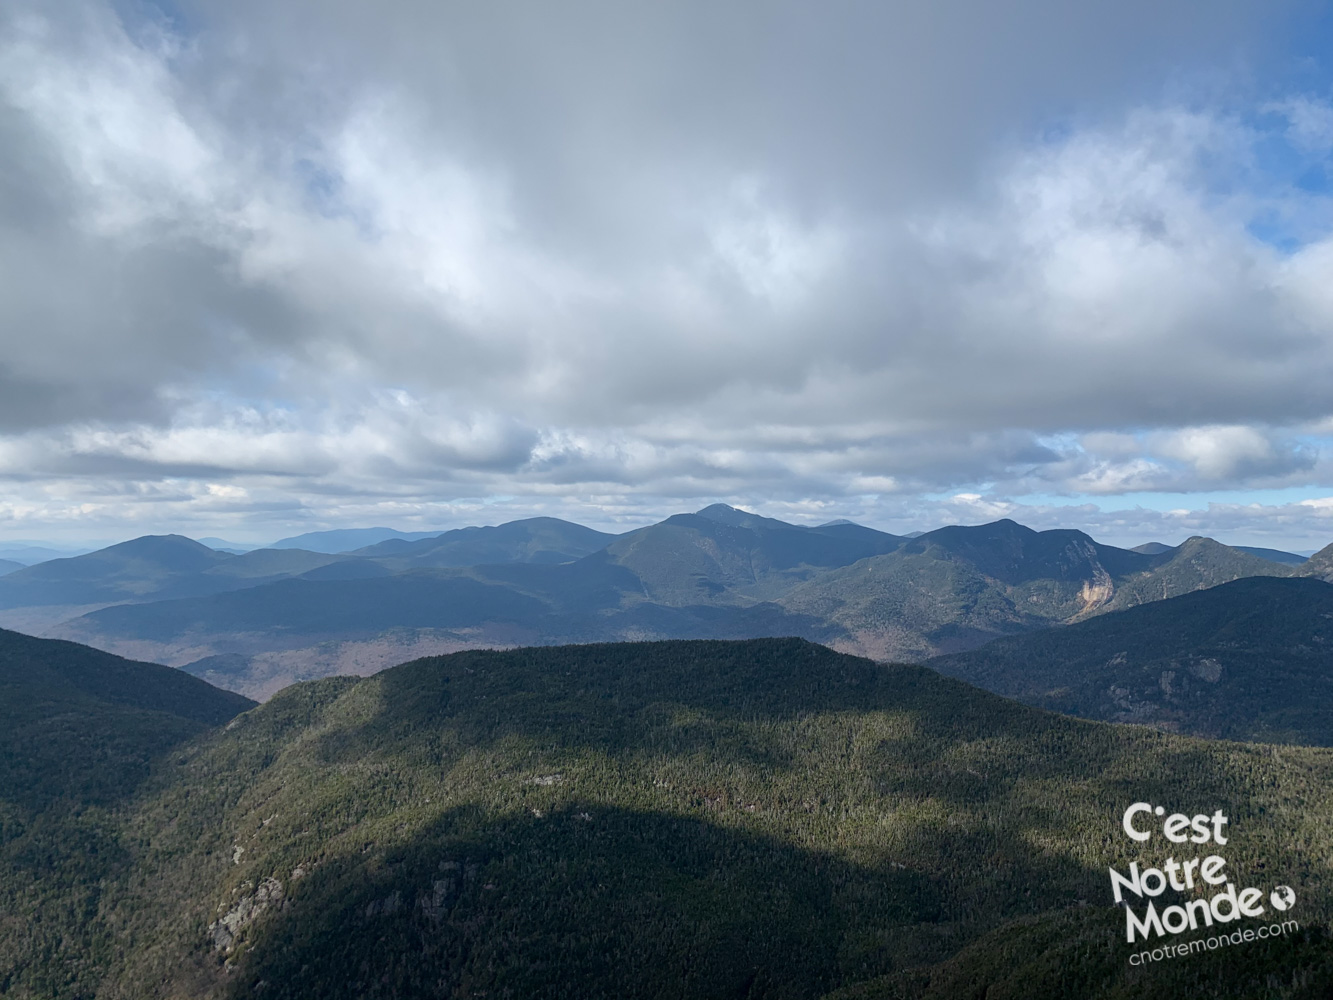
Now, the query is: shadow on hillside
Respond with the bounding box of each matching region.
[301,638,1314,843]
[198,638,1333,999]
[219,799,1107,1000]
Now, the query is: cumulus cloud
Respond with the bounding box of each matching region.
[0,0,1331,544]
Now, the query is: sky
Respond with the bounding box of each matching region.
[3,0,1333,550]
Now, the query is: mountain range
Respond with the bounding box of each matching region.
[3,631,1329,999]
[0,506,1326,699]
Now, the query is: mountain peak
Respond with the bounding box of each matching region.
[1175,535,1224,552]
[103,533,221,555]
[696,503,744,518]
[1131,541,1176,555]
[86,534,233,571]
[693,504,794,530]
[920,518,1040,544]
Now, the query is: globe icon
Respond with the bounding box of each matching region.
[1270,886,1296,911]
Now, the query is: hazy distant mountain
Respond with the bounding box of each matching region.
[0,534,368,609]
[928,576,1333,745]
[353,516,618,567]
[89,572,550,642]
[0,534,232,608]
[267,526,447,553]
[0,543,95,565]
[4,638,1329,999]
[196,536,255,553]
[73,556,834,697]
[0,558,22,576]
[1233,545,1309,565]
[1130,541,1174,555]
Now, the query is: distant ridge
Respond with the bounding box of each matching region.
[196,536,254,553]
[0,543,95,565]
[0,534,230,608]
[1234,544,1309,565]
[351,517,617,566]
[1132,541,1306,564]
[267,526,446,553]
[1130,541,1175,555]
[0,534,363,610]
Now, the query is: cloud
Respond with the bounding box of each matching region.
[0,0,1331,543]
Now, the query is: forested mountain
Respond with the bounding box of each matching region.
[1099,536,1294,613]
[598,507,907,603]
[1131,542,1176,555]
[0,544,86,565]
[928,576,1333,744]
[3,638,1329,999]
[0,625,252,805]
[778,521,1293,662]
[1304,542,1333,582]
[1,627,254,997]
[0,558,21,576]
[4,509,1325,699]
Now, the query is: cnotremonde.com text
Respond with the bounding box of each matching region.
[1108,802,1295,946]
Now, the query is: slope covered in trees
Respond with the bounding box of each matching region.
[2,639,1329,999]
[928,576,1333,744]
[0,628,254,995]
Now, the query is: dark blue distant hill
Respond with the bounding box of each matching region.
[929,575,1333,744]
[267,526,447,553]
[352,517,617,566]
[1133,540,1307,565]
[0,535,360,608]
[1233,544,1308,565]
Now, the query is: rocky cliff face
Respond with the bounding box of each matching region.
[1302,543,1333,583]
[210,875,286,955]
